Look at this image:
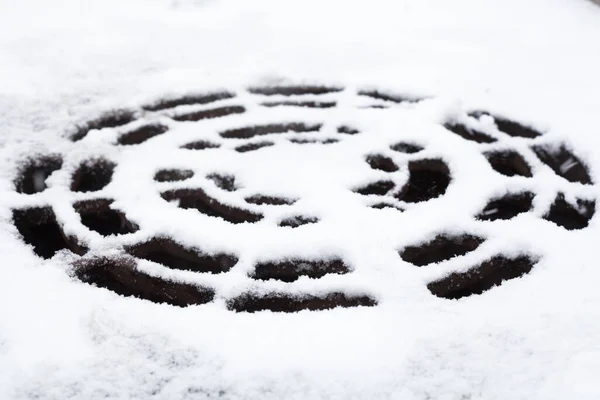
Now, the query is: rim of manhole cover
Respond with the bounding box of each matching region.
[7,84,596,312]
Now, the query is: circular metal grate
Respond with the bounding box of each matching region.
[9,85,596,312]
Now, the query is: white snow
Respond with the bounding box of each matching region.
[1,0,600,399]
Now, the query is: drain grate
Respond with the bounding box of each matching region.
[8,84,596,311]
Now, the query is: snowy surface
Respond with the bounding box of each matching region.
[1,0,600,399]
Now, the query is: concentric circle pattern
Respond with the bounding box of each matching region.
[9,85,596,312]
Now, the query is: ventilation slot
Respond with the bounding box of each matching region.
[262,101,336,108]
[221,123,322,139]
[71,158,116,193]
[289,138,339,144]
[172,106,245,122]
[161,188,263,224]
[484,150,532,177]
[181,140,220,150]
[390,142,423,154]
[400,234,484,266]
[444,122,496,143]
[365,154,398,172]
[207,173,237,191]
[248,86,342,96]
[235,141,275,153]
[228,292,377,313]
[74,257,215,307]
[126,237,238,274]
[354,180,395,195]
[251,258,349,282]
[337,126,360,135]
[279,215,319,228]
[245,195,296,206]
[71,110,135,142]
[12,207,70,259]
[154,169,194,182]
[396,159,451,203]
[14,155,63,194]
[361,105,389,109]
[544,194,595,230]
[74,199,136,236]
[472,112,542,138]
[427,255,536,299]
[142,92,235,112]
[118,124,168,145]
[532,144,592,184]
[370,203,404,212]
[358,90,420,104]
[477,192,534,221]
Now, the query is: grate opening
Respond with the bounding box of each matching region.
[245,195,296,206]
[362,104,389,109]
[73,257,215,307]
[337,126,360,135]
[228,292,377,313]
[207,173,237,191]
[444,122,496,143]
[14,155,63,194]
[71,158,116,193]
[400,234,484,266]
[12,207,70,259]
[251,258,350,282]
[532,144,592,184]
[358,90,419,104]
[544,194,595,230]
[235,141,275,153]
[427,255,536,299]
[262,101,336,108]
[354,180,395,195]
[221,123,322,139]
[74,199,136,236]
[289,137,339,144]
[154,169,194,182]
[396,159,450,203]
[248,86,342,96]
[390,142,423,154]
[71,110,136,142]
[473,112,542,139]
[370,202,404,212]
[126,237,238,274]
[365,154,399,172]
[118,124,168,145]
[173,105,245,122]
[279,215,319,228]
[161,188,263,224]
[142,92,235,112]
[181,140,220,150]
[484,150,532,177]
[477,192,534,221]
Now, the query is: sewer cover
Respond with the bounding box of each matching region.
[9,85,596,312]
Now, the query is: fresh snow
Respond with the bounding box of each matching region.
[1,0,600,399]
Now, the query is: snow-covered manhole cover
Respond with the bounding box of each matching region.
[9,85,596,312]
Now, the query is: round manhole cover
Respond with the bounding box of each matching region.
[9,85,596,312]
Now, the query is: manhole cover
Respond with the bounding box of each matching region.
[9,85,596,312]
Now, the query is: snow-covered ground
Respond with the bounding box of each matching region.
[1,0,600,399]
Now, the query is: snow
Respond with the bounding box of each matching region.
[1,0,600,399]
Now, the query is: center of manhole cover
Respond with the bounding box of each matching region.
[9,84,596,312]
